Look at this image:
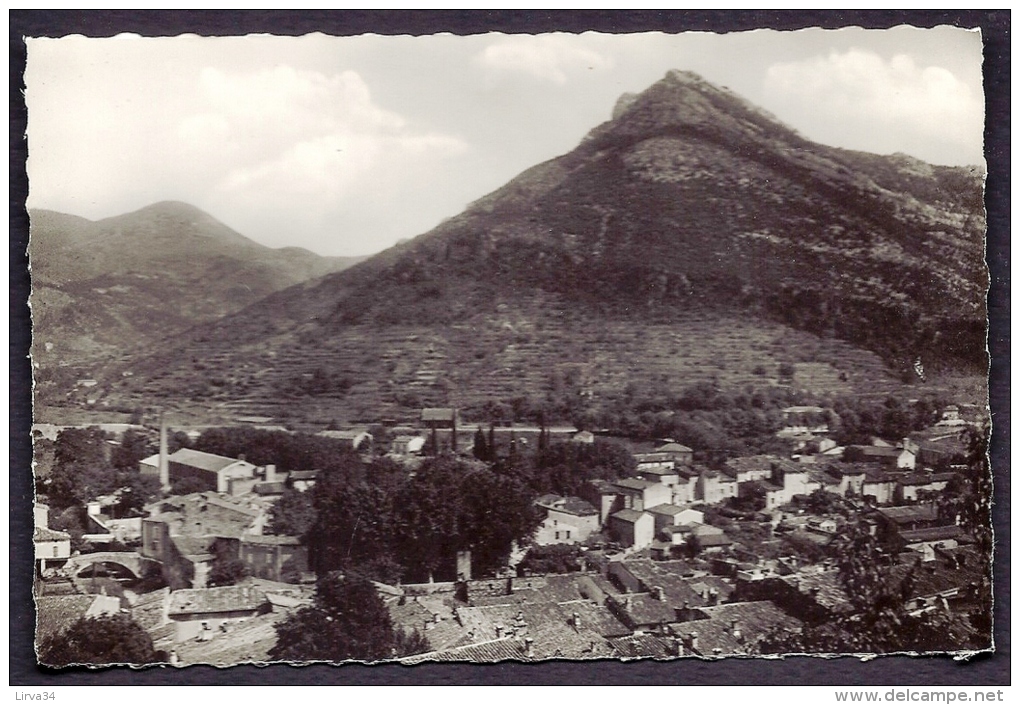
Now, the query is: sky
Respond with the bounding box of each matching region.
[25,26,985,257]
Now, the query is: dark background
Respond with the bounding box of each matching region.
[9,10,1010,686]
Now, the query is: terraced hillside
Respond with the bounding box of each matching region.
[94,297,908,428]
[80,71,987,426]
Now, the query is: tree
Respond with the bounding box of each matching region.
[269,571,411,662]
[115,473,163,516]
[46,427,118,509]
[267,486,316,537]
[38,614,164,667]
[111,429,151,471]
[760,520,981,654]
[309,473,397,578]
[473,426,489,462]
[207,539,249,587]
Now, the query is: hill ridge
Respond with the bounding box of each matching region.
[41,71,987,425]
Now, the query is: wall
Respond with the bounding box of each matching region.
[534,510,599,545]
[168,461,218,493]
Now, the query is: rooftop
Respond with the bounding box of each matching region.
[656,443,693,454]
[535,495,598,517]
[171,611,284,666]
[35,595,114,643]
[34,526,70,542]
[646,504,687,516]
[671,601,802,656]
[614,478,658,492]
[877,505,940,525]
[288,469,320,481]
[609,592,677,627]
[168,585,267,616]
[611,509,649,524]
[421,408,458,422]
[899,525,965,544]
[168,448,251,473]
[637,466,680,477]
[241,534,303,545]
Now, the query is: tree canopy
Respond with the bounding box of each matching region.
[307,455,540,584]
[37,614,164,667]
[266,486,316,537]
[268,571,428,663]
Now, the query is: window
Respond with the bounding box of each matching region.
[565,531,571,539]
[555,532,560,540]
[52,545,59,557]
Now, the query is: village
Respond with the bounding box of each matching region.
[32,399,991,665]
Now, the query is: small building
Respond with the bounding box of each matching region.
[319,429,373,451]
[696,532,734,554]
[391,435,426,455]
[288,469,320,492]
[646,504,704,534]
[571,431,596,445]
[167,585,270,642]
[847,445,917,471]
[635,465,681,487]
[723,456,776,484]
[606,591,677,632]
[34,526,71,573]
[823,463,868,497]
[165,448,258,494]
[141,519,218,590]
[900,525,965,555]
[533,495,600,545]
[672,468,700,505]
[740,479,786,510]
[654,443,694,466]
[913,434,968,468]
[861,469,898,505]
[697,470,738,505]
[896,472,956,503]
[874,505,942,534]
[239,535,308,582]
[33,503,71,573]
[139,453,161,477]
[609,509,655,549]
[633,452,676,472]
[421,408,459,429]
[806,518,838,535]
[612,478,672,513]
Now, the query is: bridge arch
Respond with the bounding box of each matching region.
[62,552,158,581]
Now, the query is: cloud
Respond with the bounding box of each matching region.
[175,66,467,252]
[475,35,613,84]
[764,50,983,165]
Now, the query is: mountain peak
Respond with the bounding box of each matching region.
[663,68,708,85]
[594,69,799,149]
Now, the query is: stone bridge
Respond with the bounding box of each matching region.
[62,551,159,579]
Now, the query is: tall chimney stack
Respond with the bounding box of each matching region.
[159,410,170,490]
